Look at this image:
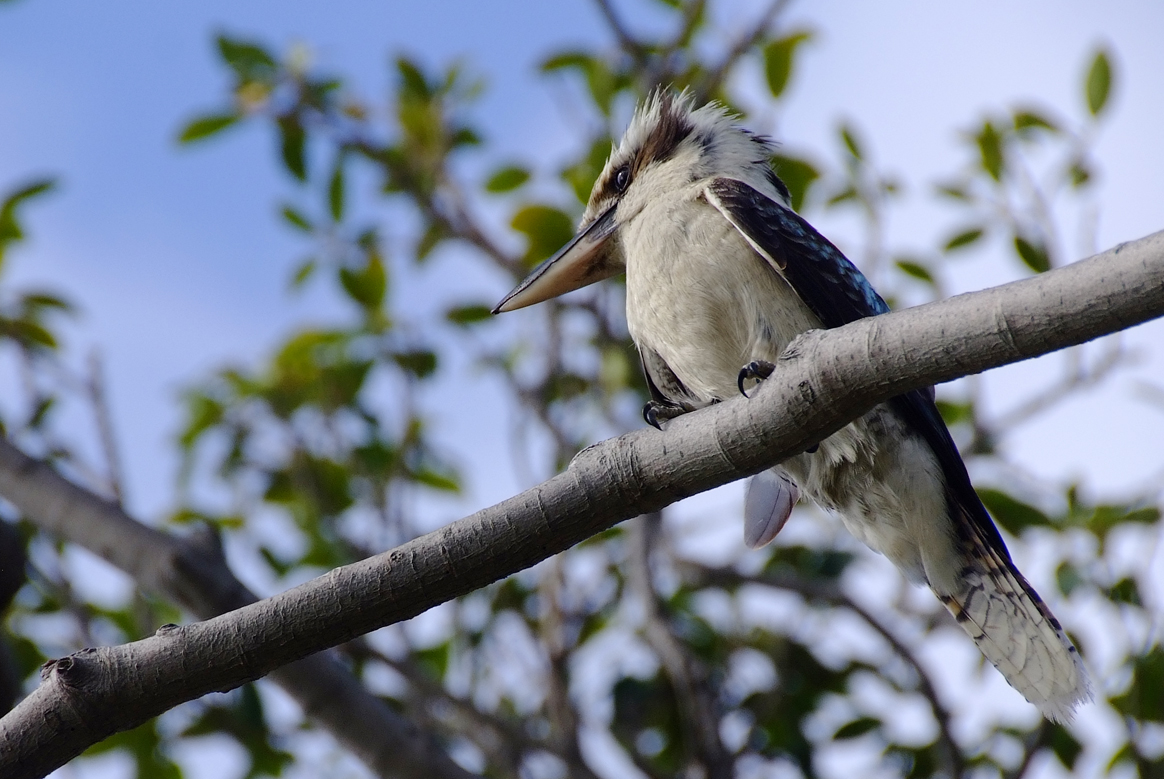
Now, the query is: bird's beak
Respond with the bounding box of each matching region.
[492,204,621,314]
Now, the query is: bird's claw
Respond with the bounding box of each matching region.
[643,400,686,430]
[737,360,776,398]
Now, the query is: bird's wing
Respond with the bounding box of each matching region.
[703,176,1007,554]
[639,345,703,410]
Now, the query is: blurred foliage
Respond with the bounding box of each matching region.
[0,4,1160,779]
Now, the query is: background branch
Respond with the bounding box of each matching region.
[0,437,478,779]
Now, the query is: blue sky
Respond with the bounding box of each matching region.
[2,0,1163,530]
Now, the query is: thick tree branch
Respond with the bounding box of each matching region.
[0,441,478,779]
[1,230,1162,778]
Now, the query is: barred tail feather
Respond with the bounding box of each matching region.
[937,518,1092,722]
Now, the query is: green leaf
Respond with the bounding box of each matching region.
[1056,562,1083,597]
[936,399,973,426]
[943,227,984,252]
[976,120,1004,181]
[446,304,493,326]
[280,205,312,232]
[216,35,277,83]
[278,115,307,181]
[510,205,575,267]
[290,258,316,288]
[770,154,819,212]
[177,113,239,144]
[1108,577,1141,606]
[0,178,56,262]
[839,123,863,160]
[833,717,880,740]
[338,253,387,311]
[396,57,431,100]
[414,642,451,678]
[763,31,813,99]
[485,165,531,193]
[394,350,437,378]
[540,51,592,74]
[1013,108,1058,134]
[415,221,448,261]
[1110,647,1164,722]
[1085,49,1112,116]
[412,467,459,492]
[328,156,345,221]
[934,182,971,201]
[1046,724,1083,770]
[894,258,934,284]
[1014,235,1051,273]
[0,317,57,349]
[1068,160,1092,188]
[978,488,1051,534]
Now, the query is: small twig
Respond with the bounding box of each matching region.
[987,339,1129,434]
[86,350,125,507]
[696,0,790,102]
[536,558,602,779]
[629,514,734,779]
[699,567,966,778]
[592,0,647,64]
[1001,721,1050,779]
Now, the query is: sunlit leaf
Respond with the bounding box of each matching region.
[511,205,575,267]
[216,35,277,83]
[770,153,819,211]
[833,717,880,740]
[978,488,1051,534]
[763,31,813,99]
[1014,235,1051,273]
[1085,49,1112,116]
[895,258,935,284]
[1013,108,1058,134]
[396,57,431,100]
[976,120,1004,181]
[328,155,346,221]
[839,123,863,160]
[934,182,971,201]
[280,205,312,232]
[485,165,531,193]
[1056,562,1083,597]
[1110,647,1164,722]
[943,227,984,252]
[394,350,437,378]
[177,113,240,144]
[446,304,493,326]
[278,115,307,181]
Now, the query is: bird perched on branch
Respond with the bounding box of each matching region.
[493,90,1090,721]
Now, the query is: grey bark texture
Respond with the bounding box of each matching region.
[0,229,1162,778]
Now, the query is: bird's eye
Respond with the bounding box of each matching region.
[614,166,631,193]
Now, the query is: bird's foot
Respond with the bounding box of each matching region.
[737,360,776,398]
[643,400,687,430]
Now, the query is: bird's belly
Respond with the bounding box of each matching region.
[623,200,818,402]
[622,199,956,585]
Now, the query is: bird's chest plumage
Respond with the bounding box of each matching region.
[622,194,819,402]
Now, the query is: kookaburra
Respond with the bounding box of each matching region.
[493,91,1091,721]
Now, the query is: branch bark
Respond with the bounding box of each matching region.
[1,229,1162,777]
[0,442,478,779]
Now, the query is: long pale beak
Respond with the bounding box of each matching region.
[493,204,621,314]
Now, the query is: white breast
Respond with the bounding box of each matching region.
[622,191,818,401]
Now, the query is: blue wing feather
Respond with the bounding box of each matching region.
[707,177,1012,560]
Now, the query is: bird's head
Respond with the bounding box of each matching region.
[493,90,788,313]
